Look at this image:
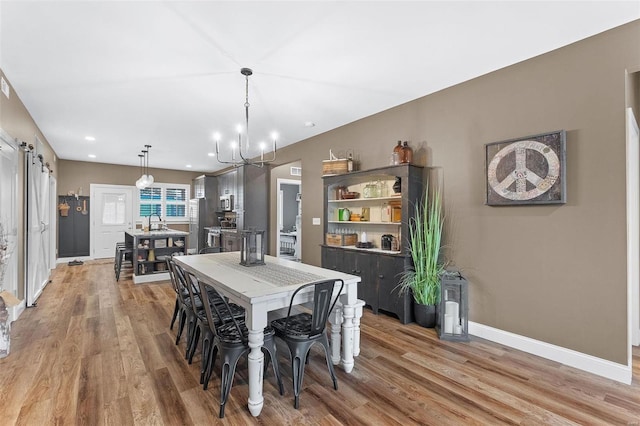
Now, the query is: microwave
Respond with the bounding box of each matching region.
[220,194,234,211]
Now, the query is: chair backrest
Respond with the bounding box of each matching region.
[172,262,198,307]
[197,279,247,343]
[285,279,344,337]
[199,247,221,254]
[166,258,179,295]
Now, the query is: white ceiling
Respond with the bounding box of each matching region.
[1,1,638,173]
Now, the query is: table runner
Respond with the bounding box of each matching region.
[215,255,324,287]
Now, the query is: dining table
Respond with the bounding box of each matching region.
[173,252,363,417]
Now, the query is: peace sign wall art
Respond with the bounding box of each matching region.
[485,130,566,206]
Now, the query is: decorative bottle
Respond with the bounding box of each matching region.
[401,141,413,164]
[393,141,404,164]
[347,153,354,172]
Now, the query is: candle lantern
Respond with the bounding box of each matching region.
[240,229,266,266]
[437,271,469,341]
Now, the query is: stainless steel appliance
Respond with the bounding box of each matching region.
[188,198,215,254]
[220,194,234,211]
[207,227,222,250]
[381,234,394,250]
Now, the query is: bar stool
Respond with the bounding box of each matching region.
[115,243,133,281]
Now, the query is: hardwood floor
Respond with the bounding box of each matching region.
[1,260,639,425]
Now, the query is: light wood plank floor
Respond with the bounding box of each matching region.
[1,260,639,425]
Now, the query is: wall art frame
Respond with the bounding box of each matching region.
[485,130,566,206]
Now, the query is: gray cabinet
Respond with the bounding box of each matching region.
[129,233,186,276]
[216,165,270,249]
[218,170,237,198]
[321,164,424,324]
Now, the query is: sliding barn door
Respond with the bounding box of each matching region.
[25,149,52,306]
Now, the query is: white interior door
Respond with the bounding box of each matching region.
[627,107,640,348]
[0,129,19,316]
[91,184,134,259]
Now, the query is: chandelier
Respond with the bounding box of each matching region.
[215,68,277,167]
[135,145,154,189]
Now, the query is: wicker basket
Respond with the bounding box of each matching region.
[322,159,349,176]
[326,233,358,246]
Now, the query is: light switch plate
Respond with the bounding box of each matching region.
[1,77,10,99]
[312,217,321,225]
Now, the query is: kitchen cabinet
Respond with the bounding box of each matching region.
[193,175,217,199]
[218,170,237,198]
[216,165,270,250]
[125,230,188,284]
[321,164,424,324]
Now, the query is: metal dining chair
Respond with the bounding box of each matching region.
[197,279,283,418]
[270,279,344,409]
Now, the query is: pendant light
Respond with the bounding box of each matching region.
[135,154,146,189]
[142,145,154,186]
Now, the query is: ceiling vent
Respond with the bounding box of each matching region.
[290,166,302,176]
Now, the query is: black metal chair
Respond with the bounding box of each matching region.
[182,270,245,365]
[166,257,186,332]
[270,279,344,409]
[197,280,283,418]
[167,258,193,345]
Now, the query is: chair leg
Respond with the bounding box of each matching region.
[286,340,315,409]
[219,346,247,418]
[319,333,339,390]
[170,298,179,330]
[200,332,212,385]
[187,321,201,363]
[262,338,284,395]
[175,308,187,345]
[203,344,218,391]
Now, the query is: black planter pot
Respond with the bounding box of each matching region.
[414,303,437,328]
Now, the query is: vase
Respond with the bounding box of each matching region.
[414,303,437,328]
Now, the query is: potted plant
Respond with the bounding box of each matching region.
[398,185,445,327]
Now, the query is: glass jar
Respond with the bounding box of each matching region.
[393,140,404,164]
[363,182,378,198]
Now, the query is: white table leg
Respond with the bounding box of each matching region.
[352,299,365,357]
[340,301,355,373]
[328,301,343,365]
[247,328,264,417]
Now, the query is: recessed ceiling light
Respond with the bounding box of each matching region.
[85,136,95,141]
[208,152,215,157]
[88,154,96,158]
[186,164,192,168]
[304,121,315,128]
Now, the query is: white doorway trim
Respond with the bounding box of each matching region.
[90,184,136,259]
[627,107,640,353]
[276,178,301,260]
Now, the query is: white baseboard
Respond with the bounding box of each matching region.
[468,321,632,385]
[133,272,169,284]
[9,300,26,323]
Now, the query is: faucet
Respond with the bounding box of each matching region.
[148,214,163,230]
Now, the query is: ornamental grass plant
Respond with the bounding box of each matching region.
[398,185,444,306]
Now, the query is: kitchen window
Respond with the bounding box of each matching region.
[138,183,190,222]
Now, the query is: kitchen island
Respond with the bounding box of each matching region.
[125,229,189,284]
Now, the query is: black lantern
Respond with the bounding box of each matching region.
[240,229,266,266]
[437,271,469,341]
